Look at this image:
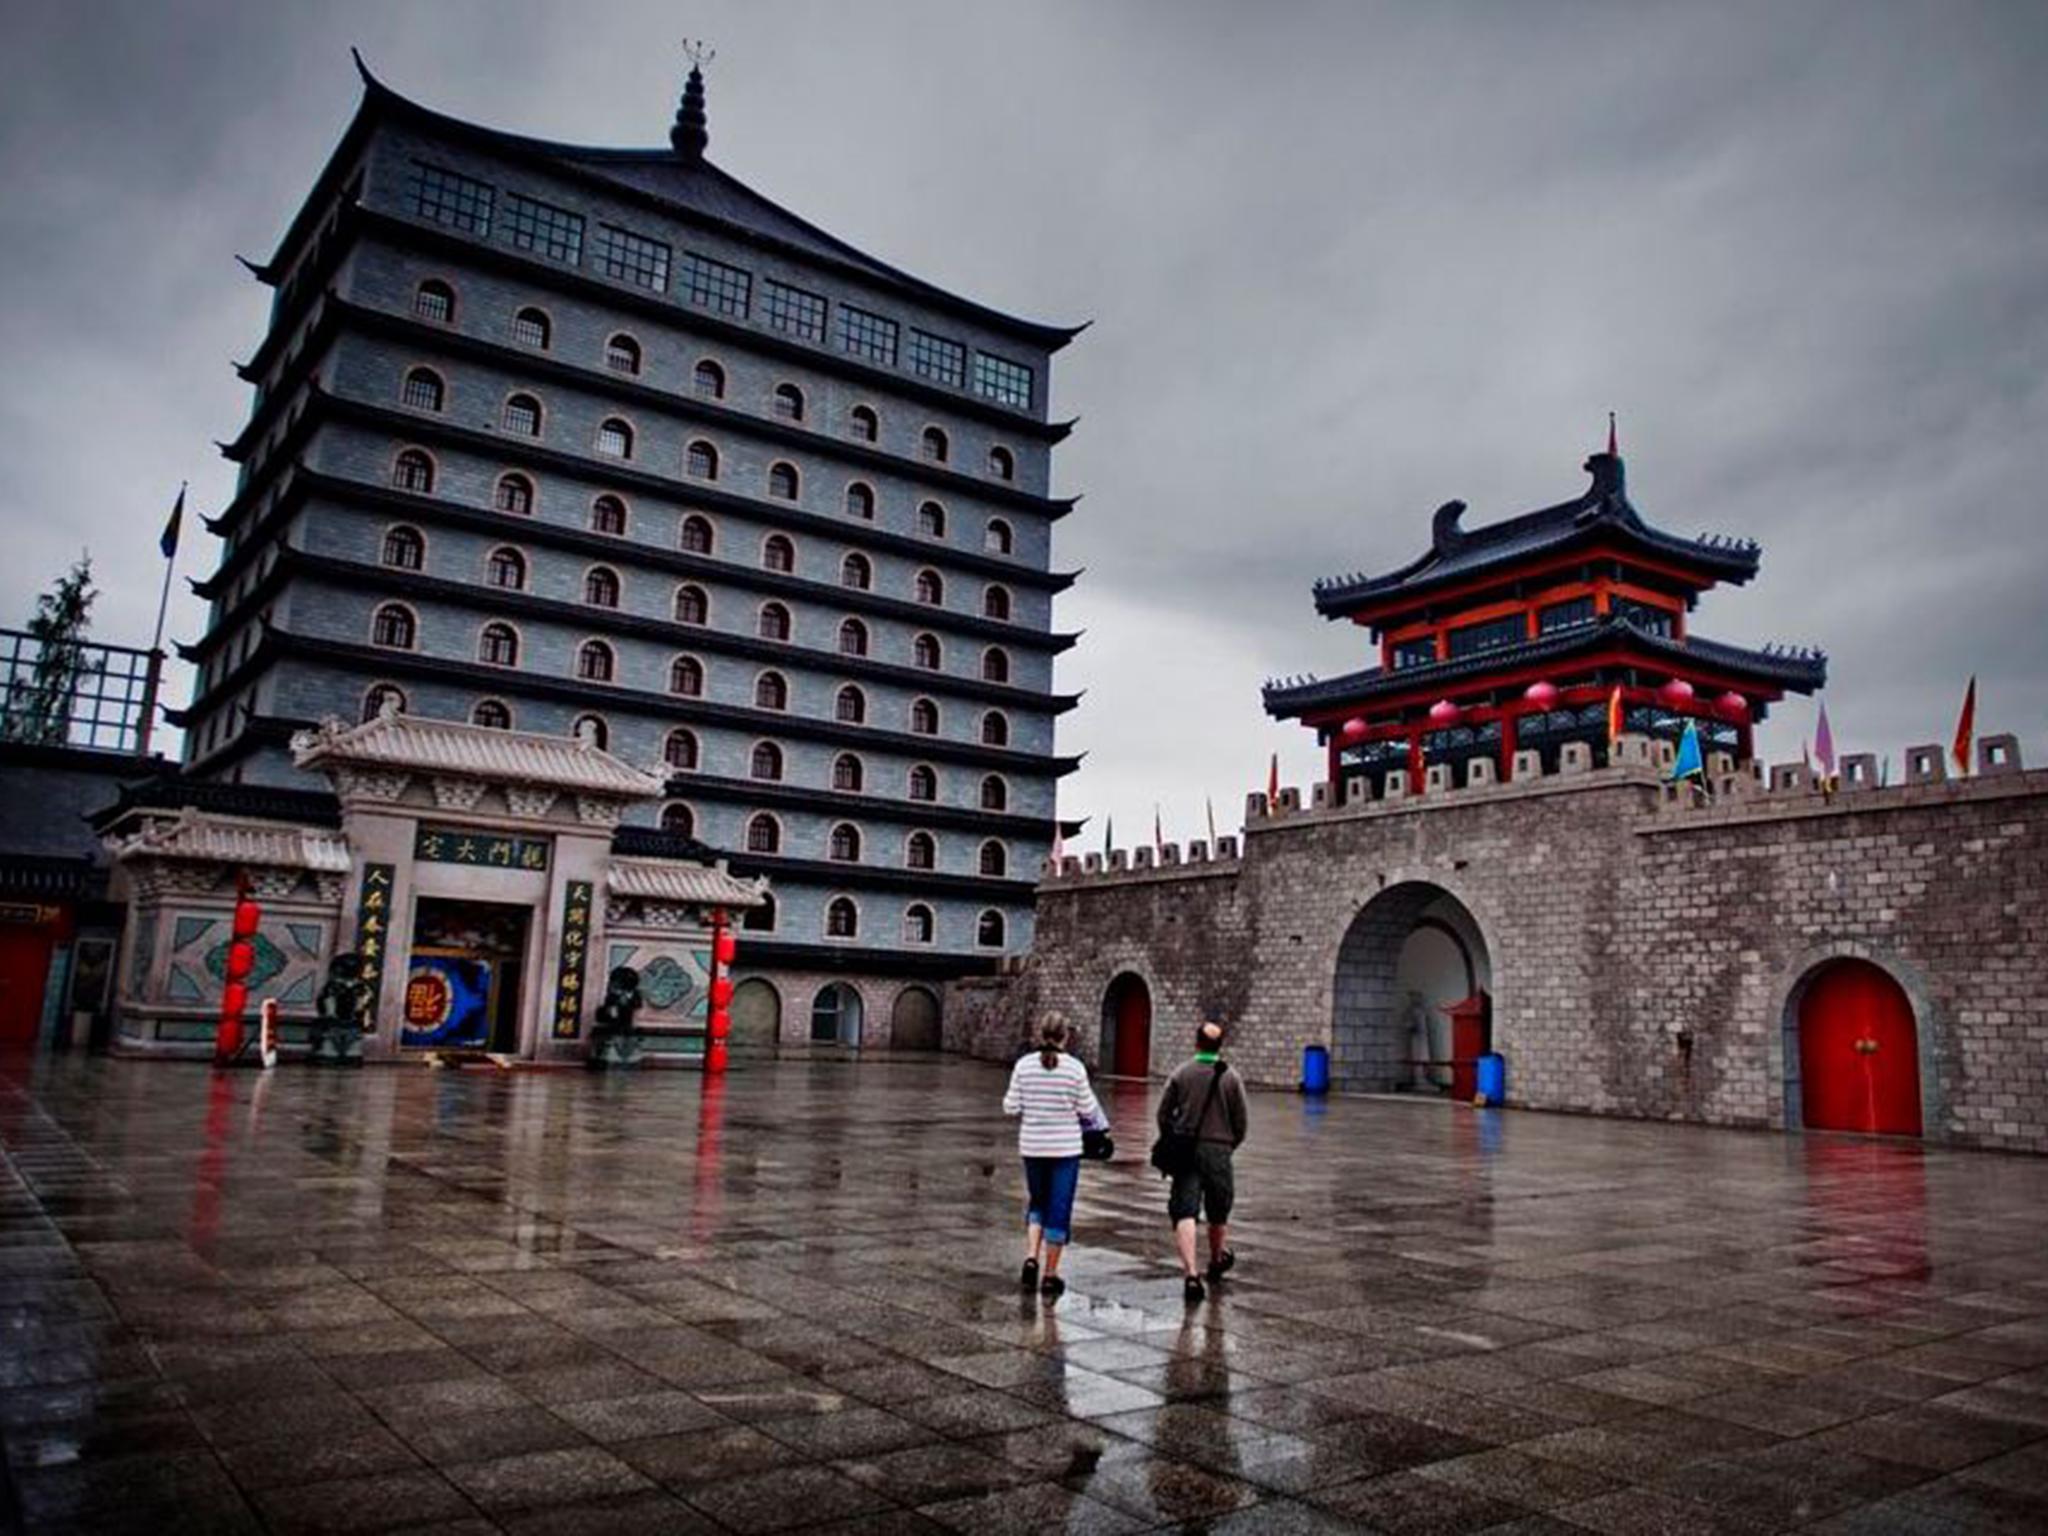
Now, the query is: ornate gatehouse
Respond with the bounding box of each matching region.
[99,708,762,1060]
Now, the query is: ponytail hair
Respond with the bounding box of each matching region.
[1036,1013,1069,1069]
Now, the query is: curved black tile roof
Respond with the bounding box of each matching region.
[1311,454,1762,617]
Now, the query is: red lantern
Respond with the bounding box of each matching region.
[220,981,249,1021]
[232,899,261,938]
[1717,691,1749,718]
[709,1007,731,1040]
[706,1041,729,1072]
[1428,699,1461,726]
[1524,681,1559,711]
[225,940,256,982]
[1659,677,1695,707]
[710,977,734,1008]
[714,929,738,966]
[1339,717,1368,744]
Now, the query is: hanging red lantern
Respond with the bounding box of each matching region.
[709,1007,731,1041]
[713,929,738,966]
[225,940,256,982]
[1659,677,1695,706]
[710,977,735,1008]
[1523,681,1559,711]
[1339,716,1368,744]
[1428,699,1461,726]
[220,981,249,1021]
[232,899,260,938]
[706,1041,729,1072]
[1717,691,1749,718]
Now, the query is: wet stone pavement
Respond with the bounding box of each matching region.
[4,1056,2048,1535]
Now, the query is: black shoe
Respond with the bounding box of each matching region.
[1020,1258,1039,1291]
[1039,1274,1066,1299]
[1206,1249,1236,1283]
[1183,1275,1206,1304]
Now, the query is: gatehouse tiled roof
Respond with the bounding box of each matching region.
[104,809,353,872]
[607,857,768,909]
[290,710,667,799]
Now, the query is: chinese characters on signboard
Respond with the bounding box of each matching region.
[352,863,396,1033]
[552,879,594,1039]
[413,827,550,871]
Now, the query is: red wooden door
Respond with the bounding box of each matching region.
[1111,979,1151,1078]
[1799,961,1922,1136]
[0,924,56,1047]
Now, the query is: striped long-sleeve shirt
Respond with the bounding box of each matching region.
[1002,1051,1104,1159]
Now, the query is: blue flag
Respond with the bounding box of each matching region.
[1669,721,1705,782]
[159,485,185,558]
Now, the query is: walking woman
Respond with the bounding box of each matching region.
[1002,1015,1106,1299]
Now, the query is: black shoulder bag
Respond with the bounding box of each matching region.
[1149,1062,1226,1178]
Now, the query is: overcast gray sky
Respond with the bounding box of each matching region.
[3,1,2044,846]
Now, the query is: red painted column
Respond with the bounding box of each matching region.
[1407,731,1425,794]
[1499,710,1518,782]
[706,908,735,1073]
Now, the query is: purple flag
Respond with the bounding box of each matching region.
[1815,701,1836,777]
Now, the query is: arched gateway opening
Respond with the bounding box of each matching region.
[1792,959,1924,1136]
[1333,883,1491,1093]
[1100,972,1153,1078]
[890,986,941,1051]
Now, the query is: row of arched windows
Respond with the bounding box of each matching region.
[621,871,1003,949]
[410,279,1020,484]
[716,810,1009,875]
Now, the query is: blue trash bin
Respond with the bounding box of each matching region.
[1475,1052,1506,1107]
[1302,1044,1330,1095]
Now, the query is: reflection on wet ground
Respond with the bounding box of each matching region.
[3,1053,2048,1532]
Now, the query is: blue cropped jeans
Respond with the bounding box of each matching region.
[1022,1155,1081,1246]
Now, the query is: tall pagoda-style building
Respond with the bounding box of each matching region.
[1264,445,1825,794]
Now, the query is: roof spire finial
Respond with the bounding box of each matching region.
[671,39,714,162]
[1607,410,1618,458]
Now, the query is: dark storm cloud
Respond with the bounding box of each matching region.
[3,1,2043,842]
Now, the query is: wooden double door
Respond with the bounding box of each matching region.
[1798,960,1922,1136]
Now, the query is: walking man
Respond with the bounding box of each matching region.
[1156,1020,1248,1303]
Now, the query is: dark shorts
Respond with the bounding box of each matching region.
[1168,1142,1235,1224]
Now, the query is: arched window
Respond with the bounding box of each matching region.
[977,910,1007,948]
[494,473,533,514]
[984,518,1014,555]
[576,640,615,682]
[393,449,434,493]
[845,483,875,521]
[903,904,935,944]
[478,622,519,667]
[680,514,715,554]
[767,462,799,500]
[693,360,725,399]
[661,802,695,837]
[413,280,455,323]
[772,384,804,422]
[502,394,542,436]
[401,368,444,412]
[762,535,795,573]
[981,648,1010,684]
[750,741,784,781]
[983,585,1013,621]
[381,526,424,570]
[835,685,866,724]
[371,604,415,650]
[829,823,861,862]
[905,832,936,871]
[471,699,512,729]
[687,440,719,479]
[674,585,708,625]
[988,446,1015,481]
[914,570,944,607]
[746,813,780,854]
[849,405,879,442]
[663,728,698,770]
[755,672,788,711]
[757,602,791,642]
[486,546,526,589]
[512,307,551,349]
[571,714,609,750]
[981,711,1010,747]
[597,418,634,459]
[910,698,939,736]
[912,634,942,671]
[669,656,703,697]
[980,775,1007,811]
[837,619,868,657]
[908,765,938,802]
[832,753,863,792]
[584,567,621,608]
[744,893,777,932]
[362,683,406,721]
[826,898,858,938]
[917,501,946,539]
[921,426,949,463]
[840,552,872,590]
[605,333,641,374]
[979,841,1008,877]
[590,496,628,535]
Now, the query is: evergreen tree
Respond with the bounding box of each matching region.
[2,555,100,745]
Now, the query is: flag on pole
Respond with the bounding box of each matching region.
[1669,720,1705,783]
[1050,821,1064,864]
[1605,685,1624,748]
[159,485,185,558]
[1102,815,1112,858]
[1814,701,1836,778]
[1152,804,1163,857]
[1205,796,1218,849]
[1267,751,1280,810]
[1607,410,1618,457]
[1952,676,1976,775]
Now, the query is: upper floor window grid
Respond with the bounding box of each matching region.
[494,473,533,514]
[381,526,424,570]
[841,553,872,590]
[401,368,444,412]
[988,446,1015,481]
[590,495,627,535]
[486,547,526,590]
[687,440,719,480]
[502,394,542,436]
[921,426,949,463]
[393,450,434,493]
[680,514,715,554]
[503,191,583,264]
[407,162,493,236]
[773,384,805,422]
[762,535,795,573]
[594,222,671,291]
[762,278,827,341]
[413,280,454,324]
[681,251,751,316]
[512,307,551,349]
[596,418,633,459]
[975,352,1034,410]
[839,305,899,366]
[693,360,726,400]
[848,405,879,443]
[605,334,641,375]
[909,329,966,388]
[985,518,1014,555]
